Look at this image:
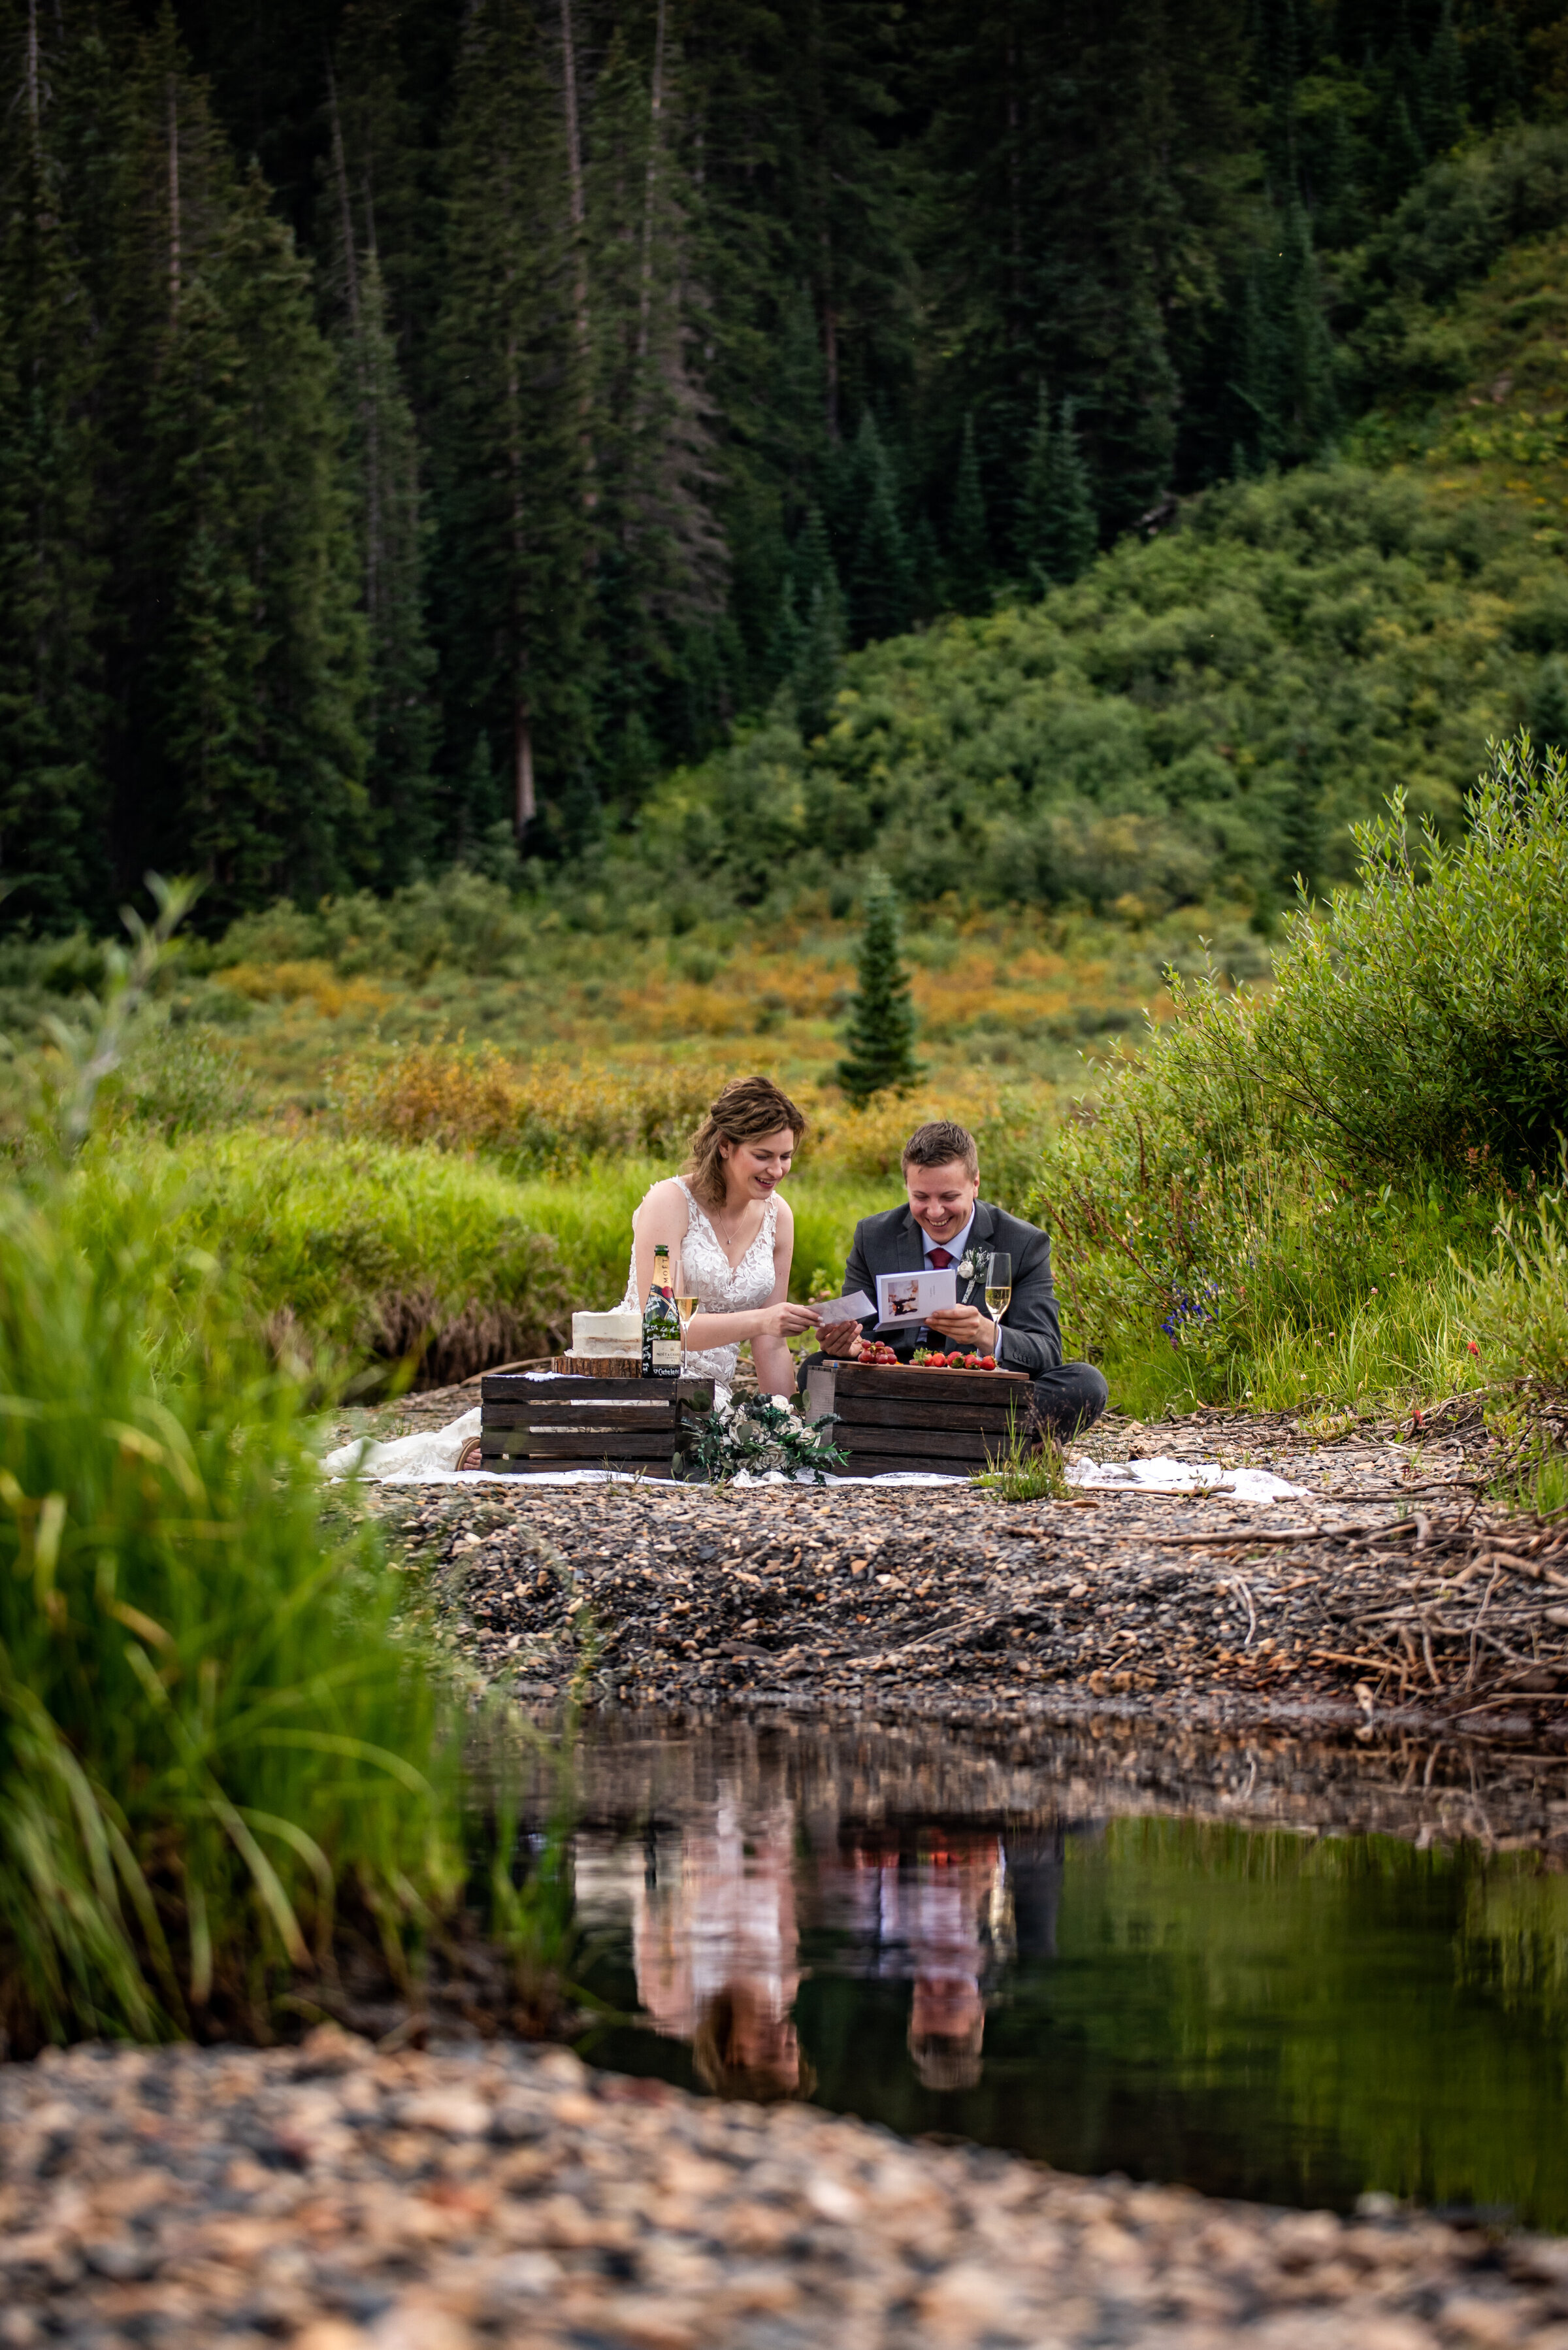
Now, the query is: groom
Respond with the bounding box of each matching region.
[814,1119,1107,1435]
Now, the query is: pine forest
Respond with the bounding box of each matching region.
[3,0,1568,931]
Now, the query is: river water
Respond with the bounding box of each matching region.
[544,1713,1568,2228]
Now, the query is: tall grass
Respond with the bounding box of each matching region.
[82,1131,571,1385]
[0,1163,461,2053]
[83,1133,902,1382]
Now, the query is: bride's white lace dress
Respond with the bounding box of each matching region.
[621,1178,778,1387]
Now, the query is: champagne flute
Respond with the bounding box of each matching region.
[984,1252,1013,1336]
[670,1245,700,1349]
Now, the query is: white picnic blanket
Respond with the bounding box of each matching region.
[1067,1455,1307,1504]
[323,1409,1305,1502]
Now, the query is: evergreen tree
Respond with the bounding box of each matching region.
[323,54,438,881]
[845,409,913,644]
[837,868,921,1103]
[768,572,807,693]
[106,12,370,920]
[792,579,843,737]
[0,0,110,927]
[1311,101,1361,249]
[582,12,727,800]
[1036,397,1098,585]
[431,0,589,845]
[792,500,844,635]
[1015,383,1051,582]
[1230,201,1336,470]
[947,411,990,609]
[909,510,941,622]
[1422,2,1465,158]
[1381,91,1426,205]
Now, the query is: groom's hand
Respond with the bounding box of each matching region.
[926,1305,994,1350]
[816,1317,862,1359]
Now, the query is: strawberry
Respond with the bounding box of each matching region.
[981,1355,996,1370]
[964,1352,981,1368]
[928,1351,947,1366]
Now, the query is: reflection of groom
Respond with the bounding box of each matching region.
[815,1119,1107,1435]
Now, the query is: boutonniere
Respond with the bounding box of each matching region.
[956,1253,981,1285]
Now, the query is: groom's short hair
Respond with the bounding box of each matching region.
[902,1120,978,1178]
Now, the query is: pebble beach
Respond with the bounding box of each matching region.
[7,2028,1568,2350]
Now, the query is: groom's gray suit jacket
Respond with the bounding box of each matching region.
[840,1199,1064,1376]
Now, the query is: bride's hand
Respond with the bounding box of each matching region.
[759,1301,822,1338]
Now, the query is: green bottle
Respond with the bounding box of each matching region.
[642,1243,681,1378]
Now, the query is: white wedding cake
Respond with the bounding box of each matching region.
[570,1308,641,1359]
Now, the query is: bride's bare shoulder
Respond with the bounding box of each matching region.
[633,1176,690,1223]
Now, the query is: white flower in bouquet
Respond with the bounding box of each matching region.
[689,1392,844,1485]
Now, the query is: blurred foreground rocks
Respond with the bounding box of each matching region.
[3,2028,1567,2349]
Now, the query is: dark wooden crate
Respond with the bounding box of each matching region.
[802,1357,1037,1478]
[479,1371,715,1478]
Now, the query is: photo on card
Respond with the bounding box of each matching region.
[874,1266,957,1331]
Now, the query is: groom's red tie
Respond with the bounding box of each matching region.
[928,1248,953,1268]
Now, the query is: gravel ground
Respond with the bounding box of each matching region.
[344,1400,1568,1738]
[7,2028,1568,2350]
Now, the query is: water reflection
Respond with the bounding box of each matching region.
[561,1717,1568,2226]
[631,1798,807,2101]
[583,1800,1085,2100]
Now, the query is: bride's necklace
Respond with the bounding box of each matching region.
[712,1194,750,1256]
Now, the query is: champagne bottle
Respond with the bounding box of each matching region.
[642,1244,682,1378]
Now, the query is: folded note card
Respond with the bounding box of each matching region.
[874,1267,956,1331]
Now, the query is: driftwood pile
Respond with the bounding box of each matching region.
[400,1479,1568,1737]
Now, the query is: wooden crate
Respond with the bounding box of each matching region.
[480,1370,715,1478]
[801,1357,1037,1478]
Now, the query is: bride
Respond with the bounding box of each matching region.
[323,1072,824,1482]
[623,1075,823,1395]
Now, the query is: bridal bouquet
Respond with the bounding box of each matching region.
[685,1393,845,1485]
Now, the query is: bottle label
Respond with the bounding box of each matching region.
[651,1340,681,1370]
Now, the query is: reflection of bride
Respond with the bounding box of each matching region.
[634,1790,811,2102]
[622,1075,822,1394]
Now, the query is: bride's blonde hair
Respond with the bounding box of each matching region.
[683,1076,806,1210]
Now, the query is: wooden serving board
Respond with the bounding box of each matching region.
[550,1353,642,1378]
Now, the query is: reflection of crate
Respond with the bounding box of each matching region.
[480,1371,715,1477]
[802,1357,1036,1478]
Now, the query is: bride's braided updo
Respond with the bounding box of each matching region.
[683,1076,807,1209]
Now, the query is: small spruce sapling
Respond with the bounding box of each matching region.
[837,870,923,1104]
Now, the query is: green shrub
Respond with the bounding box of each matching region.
[0,1168,461,2051]
[1249,736,1568,1185]
[1033,733,1568,1405]
[631,469,1546,919]
[211,865,531,980]
[1463,1167,1568,1389]
[110,1022,257,1142]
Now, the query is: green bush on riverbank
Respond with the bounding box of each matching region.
[1041,733,1568,1424]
